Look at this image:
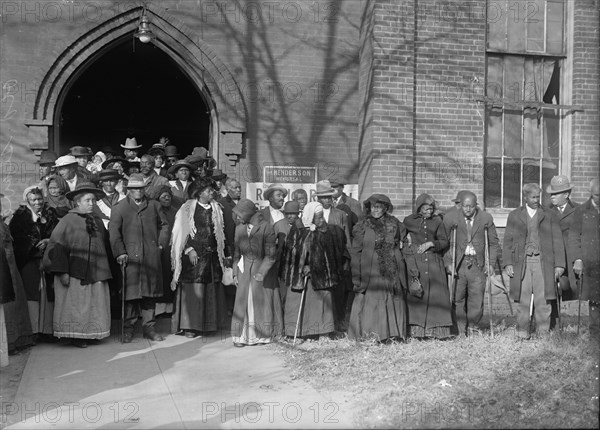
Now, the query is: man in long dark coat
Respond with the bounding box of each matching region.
[569,178,600,339]
[503,183,565,339]
[109,174,170,342]
[546,175,579,301]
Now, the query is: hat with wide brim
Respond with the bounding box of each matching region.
[66,182,106,201]
[188,177,218,198]
[232,198,258,223]
[121,137,142,149]
[102,157,130,170]
[167,160,194,175]
[329,178,347,187]
[364,194,393,213]
[148,147,165,157]
[263,183,288,201]
[211,169,227,182]
[69,146,91,157]
[315,180,335,197]
[100,145,118,155]
[53,155,79,168]
[39,150,58,166]
[126,174,148,188]
[546,175,573,194]
[97,169,122,182]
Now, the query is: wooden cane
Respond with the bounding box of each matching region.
[293,275,309,345]
[120,263,126,344]
[577,274,583,335]
[450,227,457,305]
[484,227,494,337]
[555,278,562,332]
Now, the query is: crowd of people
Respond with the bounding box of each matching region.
[0,137,598,363]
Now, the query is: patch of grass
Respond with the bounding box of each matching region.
[269,316,599,428]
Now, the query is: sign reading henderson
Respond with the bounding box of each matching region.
[264,166,317,184]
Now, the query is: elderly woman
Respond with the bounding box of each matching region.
[348,194,407,342]
[9,186,59,339]
[45,174,71,218]
[170,178,228,338]
[402,193,452,339]
[1,194,34,356]
[43,182,112,347]
[148,185,178,317]
[282,202,346,339]
[231,199,281,347]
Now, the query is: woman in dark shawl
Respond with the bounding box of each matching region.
[9,186,59,338]
[348,194,407,342]
[45,174,71,218]
[43,182,112,348]
[282,201,345,339]
[147,185,178,317]
[402,193,453,339]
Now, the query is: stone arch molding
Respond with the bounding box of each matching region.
[25,3,246,165]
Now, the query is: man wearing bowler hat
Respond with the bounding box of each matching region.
[211,169,228,198]
[93,169,126,229]
[315,180,352,331]
[546,175,580,309]
[69,146,94,181]
[109,173,170,342]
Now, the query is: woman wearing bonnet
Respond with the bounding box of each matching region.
[45,174,71,218]
[9,186,59,339]
[43,182,113,348]
[281,201,346,340]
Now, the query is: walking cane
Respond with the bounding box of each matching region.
[450,226,457,305]
[484,227,494,337]
[120,263,126,343]
[577,274,583,335]
[293,275,309,345]
[555,278,562,332]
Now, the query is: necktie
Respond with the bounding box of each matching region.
[466,217,473,243]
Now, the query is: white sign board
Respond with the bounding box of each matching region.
[246,183,359,209]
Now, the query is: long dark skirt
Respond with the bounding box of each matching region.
[284,280,335,337]
[348,279,406,341]
[406,253,453,338]
[172,281,226,333]
[3,249,34,352]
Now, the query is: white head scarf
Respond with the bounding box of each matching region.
[22,185,44,221]
[301,201,323,231]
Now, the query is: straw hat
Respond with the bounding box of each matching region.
[53,155,79,168]
[97,169,122,182]
[126,173,148,188]
[167,160,194,175]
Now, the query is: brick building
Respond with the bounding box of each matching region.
[1,0,598,227]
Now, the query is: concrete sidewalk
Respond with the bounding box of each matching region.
[3,321,355,429]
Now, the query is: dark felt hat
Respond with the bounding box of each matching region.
[283,201,300,214]
[168,160,194,175]
[164,145,179,157]
[100,145,118,155]
[39,150,58,166]
[66,181,105,201]
[102,157,130,171]
[189,177,218,198]
[211,169,227,182]
[232,198,258,223]
[98,169,122,182]
[70,146,91,157]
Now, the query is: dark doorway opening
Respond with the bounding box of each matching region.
[57,39,210,158]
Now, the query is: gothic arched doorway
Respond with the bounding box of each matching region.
[57,38,210,157]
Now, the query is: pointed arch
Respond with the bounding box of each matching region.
[25,3,246,164]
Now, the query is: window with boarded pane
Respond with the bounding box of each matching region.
[484,0,565,209]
